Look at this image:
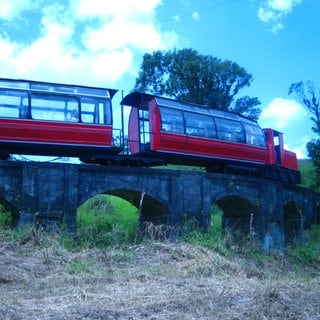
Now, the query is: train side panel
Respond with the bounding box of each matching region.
[0,119,112,147]
[281,150,299,170]
[152,132,267,164]
[186,136,267,163]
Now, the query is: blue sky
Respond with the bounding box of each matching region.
[0,0,318,158]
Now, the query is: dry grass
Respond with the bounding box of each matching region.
[0,232,319,320]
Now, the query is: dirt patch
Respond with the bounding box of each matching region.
[0,241,319,319]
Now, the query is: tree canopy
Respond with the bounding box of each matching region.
[289,81,320,189]
[134,48,261,120]
[289,81,320,133]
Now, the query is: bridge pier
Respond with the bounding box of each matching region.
[10,162,78,233]
[0,160,319,253]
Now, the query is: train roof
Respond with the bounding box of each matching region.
[0,78,118,99]
[121,91,259,126]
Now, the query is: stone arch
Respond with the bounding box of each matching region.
[108,189,171,239]
[107,189,169,225]
[78,188,170,239]
[213,193,259,237]
[284,200,302,244]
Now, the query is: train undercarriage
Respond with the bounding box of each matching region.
[80,151,301,185]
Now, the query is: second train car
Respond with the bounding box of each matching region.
[121,92,301,184]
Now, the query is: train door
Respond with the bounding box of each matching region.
[273,131,281,165]
[139,109,150,152]
[128,107,150,154]
[264,128,284,165]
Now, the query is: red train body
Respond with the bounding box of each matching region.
[122,92,300,184]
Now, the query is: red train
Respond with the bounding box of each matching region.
[122,92,301,184]
[0,78,119,159]
[0,78,301,184]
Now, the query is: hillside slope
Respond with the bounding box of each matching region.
[1,237,319,320]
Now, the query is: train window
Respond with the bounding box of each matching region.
[0,90,28,118]
[243,124,266,147]
[81,98,111,125]
[139,109,149,120]
[215,118,245,143]
[140,120,150,144]
[185,112,216,138]
[31,94,78,122]
[159,107,184,134]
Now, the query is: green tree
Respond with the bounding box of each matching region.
[289,81,320,133]
[135,48,261,120]
[289,81,320,189]
[306,139,320,189]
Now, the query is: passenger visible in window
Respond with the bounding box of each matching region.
[170,121,183,133]
[71,109,79,121]
[19,105,28,119]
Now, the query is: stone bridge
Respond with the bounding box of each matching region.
[0,160,319,252]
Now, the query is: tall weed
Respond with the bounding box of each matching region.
[286,224,320,265]
[183,206,231,256]
[0,204,12,228]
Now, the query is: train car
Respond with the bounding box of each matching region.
[0,78,121,161]
[121,92,301,184]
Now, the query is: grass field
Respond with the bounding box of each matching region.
[0,227,319,319]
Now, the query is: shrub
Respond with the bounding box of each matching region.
[286,224,320,265]
[0,204,12,228]
[298,159,320,191]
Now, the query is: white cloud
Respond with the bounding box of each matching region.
[0,0,178,87]
[268,0,302,13]
[259,97,315,158]
[258,7,276,23]
[260,97,306,130]
[257,0,303,32]
[0,0,34,20]
[0,37,17,61]
[82,21,176,53]
[271,22,284,33]
[291,135,311,159]
[192,12,200,20]
[173,15,180,22]
[72,0,162,20]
